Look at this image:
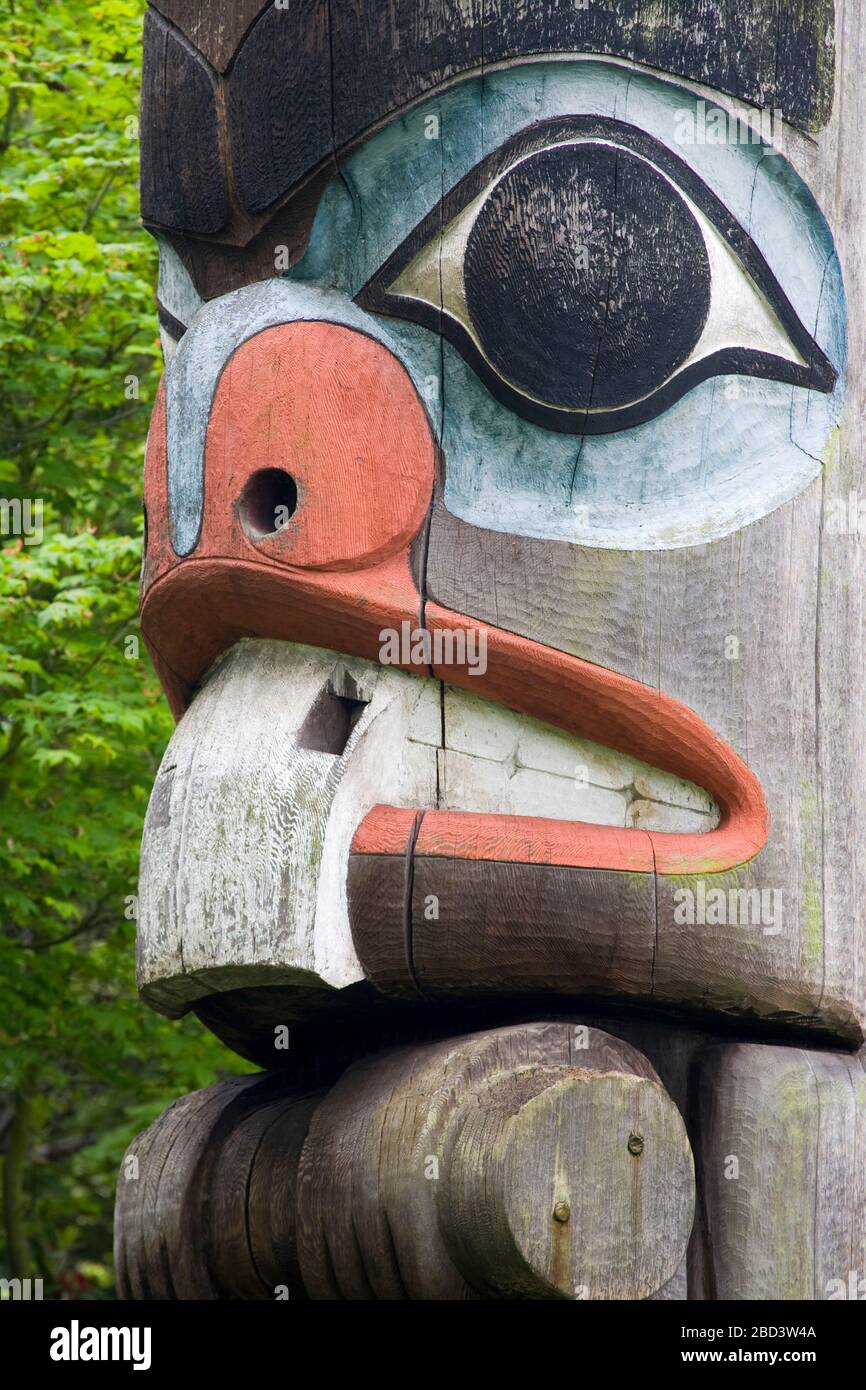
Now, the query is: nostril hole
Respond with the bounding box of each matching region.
[296,687,369,755]
[239,468,298,537]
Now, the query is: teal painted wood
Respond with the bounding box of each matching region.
[287,62,845,551]
[156,236,203,330]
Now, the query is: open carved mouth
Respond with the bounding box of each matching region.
[137,627,767,1029]
[138,314,776,1046]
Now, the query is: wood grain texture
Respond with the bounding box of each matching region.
[348,845,861,1045]
[137,2,866,1050]
[296,1021,694,1300]
[350,853,657,1004]
[149,0,271,73]
[141,552,420,718]
[158,167,334,301]
[228,0,332,215]
[445,1068,688,1300]
[114,1073,323,1301]
[808,0,866,1076]
[136,2,839,259]
[331,0,484,152]
[329,0,833,153]
[463,141,711,410]
[195,320,434,570]
[139,0,835,254]
[347,849,418,1001]
[595,1010,704,1301]
[115,1023,694,1301]
[422,605,768,874]
[141,316,431,710]
[414,858,656,1003]
[361,105,835,443]
[423,483,864,1042]
[482,1,835,132]
[126,0,866,1309]
[414,2,866,1047]
[690,1043,866,1300]
[210,1089,322,1299]
[137,641,439,1017]
[139,10,227,235]
[144,372,768,883]
[115,1017,866,1301]
[114,1075,266,1299]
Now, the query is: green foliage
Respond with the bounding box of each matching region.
[0,0,250,1296]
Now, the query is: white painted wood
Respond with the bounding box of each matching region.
[156,235,203,329]
[138,637,720,1015]
[138,640,436,1014]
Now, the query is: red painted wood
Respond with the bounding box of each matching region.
[143,319,766,874]
[141,551,422,718]
[414,813,656,872]
[200,322,434,571]
[350,805,417,857]
[143,321,435,587]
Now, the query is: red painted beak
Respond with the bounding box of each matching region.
[142,319,767,884]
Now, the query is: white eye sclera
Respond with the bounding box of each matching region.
[357,116,836,437]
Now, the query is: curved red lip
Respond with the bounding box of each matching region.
[402,598,767,876]
[350,595,767,878]
[142,320,768,879]
[142,548,768,879]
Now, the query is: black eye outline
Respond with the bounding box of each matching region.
[158,305,187,344]
[356,115,838,436]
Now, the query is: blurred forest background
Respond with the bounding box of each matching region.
[0,0,249,1297]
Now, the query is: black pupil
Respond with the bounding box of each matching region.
[464,142,711,411]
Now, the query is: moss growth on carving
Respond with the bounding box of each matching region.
[767,1075,814,1298]
[806,0,837,133]
[820,425,842,481]
[801,879,824,967]
[798,779,824,967]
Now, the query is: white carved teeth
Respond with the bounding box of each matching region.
[137,639,718,1015]
[407,683,719,834]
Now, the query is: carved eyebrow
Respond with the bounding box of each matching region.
[141,0,835,239]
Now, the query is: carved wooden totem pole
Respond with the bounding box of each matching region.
[116,2,866,1301]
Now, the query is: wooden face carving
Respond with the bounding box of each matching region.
[136,2,861,1056]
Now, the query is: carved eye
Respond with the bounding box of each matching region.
[357,117,836,435]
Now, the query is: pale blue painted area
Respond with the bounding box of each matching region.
[163,281,437,557]
[293,60,837,325]
[156,237,203,328]
[439,347,826,548]
[285,59,846,551]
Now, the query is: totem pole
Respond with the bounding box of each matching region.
[116,2,866,1300]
